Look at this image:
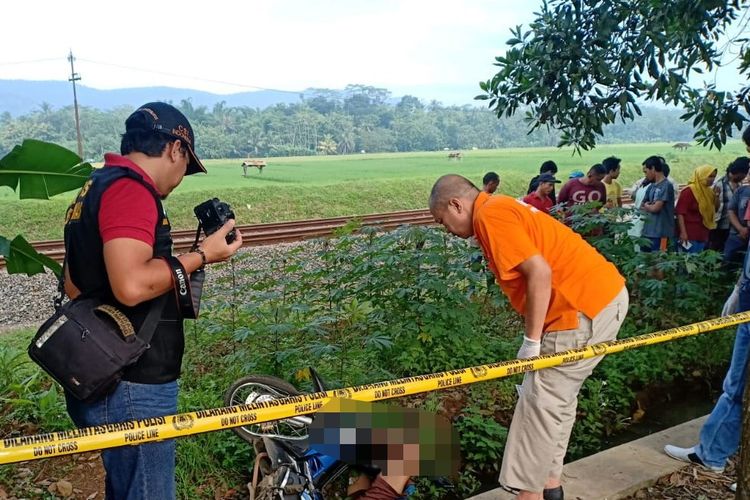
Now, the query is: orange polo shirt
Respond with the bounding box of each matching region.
[472,192,624,332]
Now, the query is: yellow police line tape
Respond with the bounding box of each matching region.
[2,311,750,465]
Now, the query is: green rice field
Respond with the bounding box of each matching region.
[2,142,748,241]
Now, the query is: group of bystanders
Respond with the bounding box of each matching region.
[460,131,750,498]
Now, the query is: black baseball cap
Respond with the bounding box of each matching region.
[538,173,561,184]
[125,102,206,175]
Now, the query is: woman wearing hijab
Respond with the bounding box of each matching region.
[676,165,719,253]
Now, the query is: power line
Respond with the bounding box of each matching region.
[77,58,303,94]
[0,57,62,67]
[0,55,304,94]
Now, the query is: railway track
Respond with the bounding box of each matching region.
[2,183,688,267]
[7,209,435,265]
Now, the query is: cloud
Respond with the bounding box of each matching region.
[2,0,744,104]
[1,0,529,94]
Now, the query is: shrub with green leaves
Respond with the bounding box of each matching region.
[198,210,735,496]
[202,225,521,390]
[1,202,736,498]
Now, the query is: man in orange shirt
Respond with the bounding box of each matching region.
[429,175,628,500]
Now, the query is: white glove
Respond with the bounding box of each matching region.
[722,284,740,317]
[517,336,541,359]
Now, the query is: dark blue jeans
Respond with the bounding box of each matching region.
[642,236,672,253]
[695,280,750,468]
[65,380,179,499]
[677,240,706,254]
[723,233,747,268]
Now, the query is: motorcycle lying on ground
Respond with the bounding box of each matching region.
[224,368,420,500]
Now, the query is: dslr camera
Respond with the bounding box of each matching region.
[194,198,237,244]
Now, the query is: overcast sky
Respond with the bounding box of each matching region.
[1,0,745,105]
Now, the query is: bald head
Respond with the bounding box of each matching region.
[428,175,480,238]
[429,175,480,211]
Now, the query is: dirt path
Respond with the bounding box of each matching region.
[0,452,104,499]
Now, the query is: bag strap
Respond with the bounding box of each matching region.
[54,258,66,312]
[136,294,168,345]
[56,251,166,344]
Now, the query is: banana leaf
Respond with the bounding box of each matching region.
[0,139,92,200]
[0,139,91,276]
[0,235,61,277]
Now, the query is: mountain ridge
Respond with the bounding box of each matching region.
[0,80,304,116]
[0,80,481,116]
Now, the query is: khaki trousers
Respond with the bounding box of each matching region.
[499,286,629,492]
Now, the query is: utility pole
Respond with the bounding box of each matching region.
[67,50,84,158]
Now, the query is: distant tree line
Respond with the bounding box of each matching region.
[0,84,697,160]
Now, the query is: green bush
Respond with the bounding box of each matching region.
[200,210,735,494]
[203,225,522,389]
[1,206,736,498]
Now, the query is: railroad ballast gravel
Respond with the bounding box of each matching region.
[0,240,326,333]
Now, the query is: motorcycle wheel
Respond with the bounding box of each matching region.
[223,375,311,444]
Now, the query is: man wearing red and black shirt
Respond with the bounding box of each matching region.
[63,102,243,498]
[522,173,560,214]
[98,155,162,247]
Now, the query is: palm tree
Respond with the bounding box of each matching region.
[317,134,337,155]
[178,99,195,119]
[338,129,355,154]
[37,102,54,119]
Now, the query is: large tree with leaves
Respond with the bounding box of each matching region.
[479,0,750,151]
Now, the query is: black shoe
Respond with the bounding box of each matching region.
[543,485,564,500]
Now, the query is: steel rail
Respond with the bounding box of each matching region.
[4,183,689,267]
[2,209,434,267]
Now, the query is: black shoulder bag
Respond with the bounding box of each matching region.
[28,263,167,402]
